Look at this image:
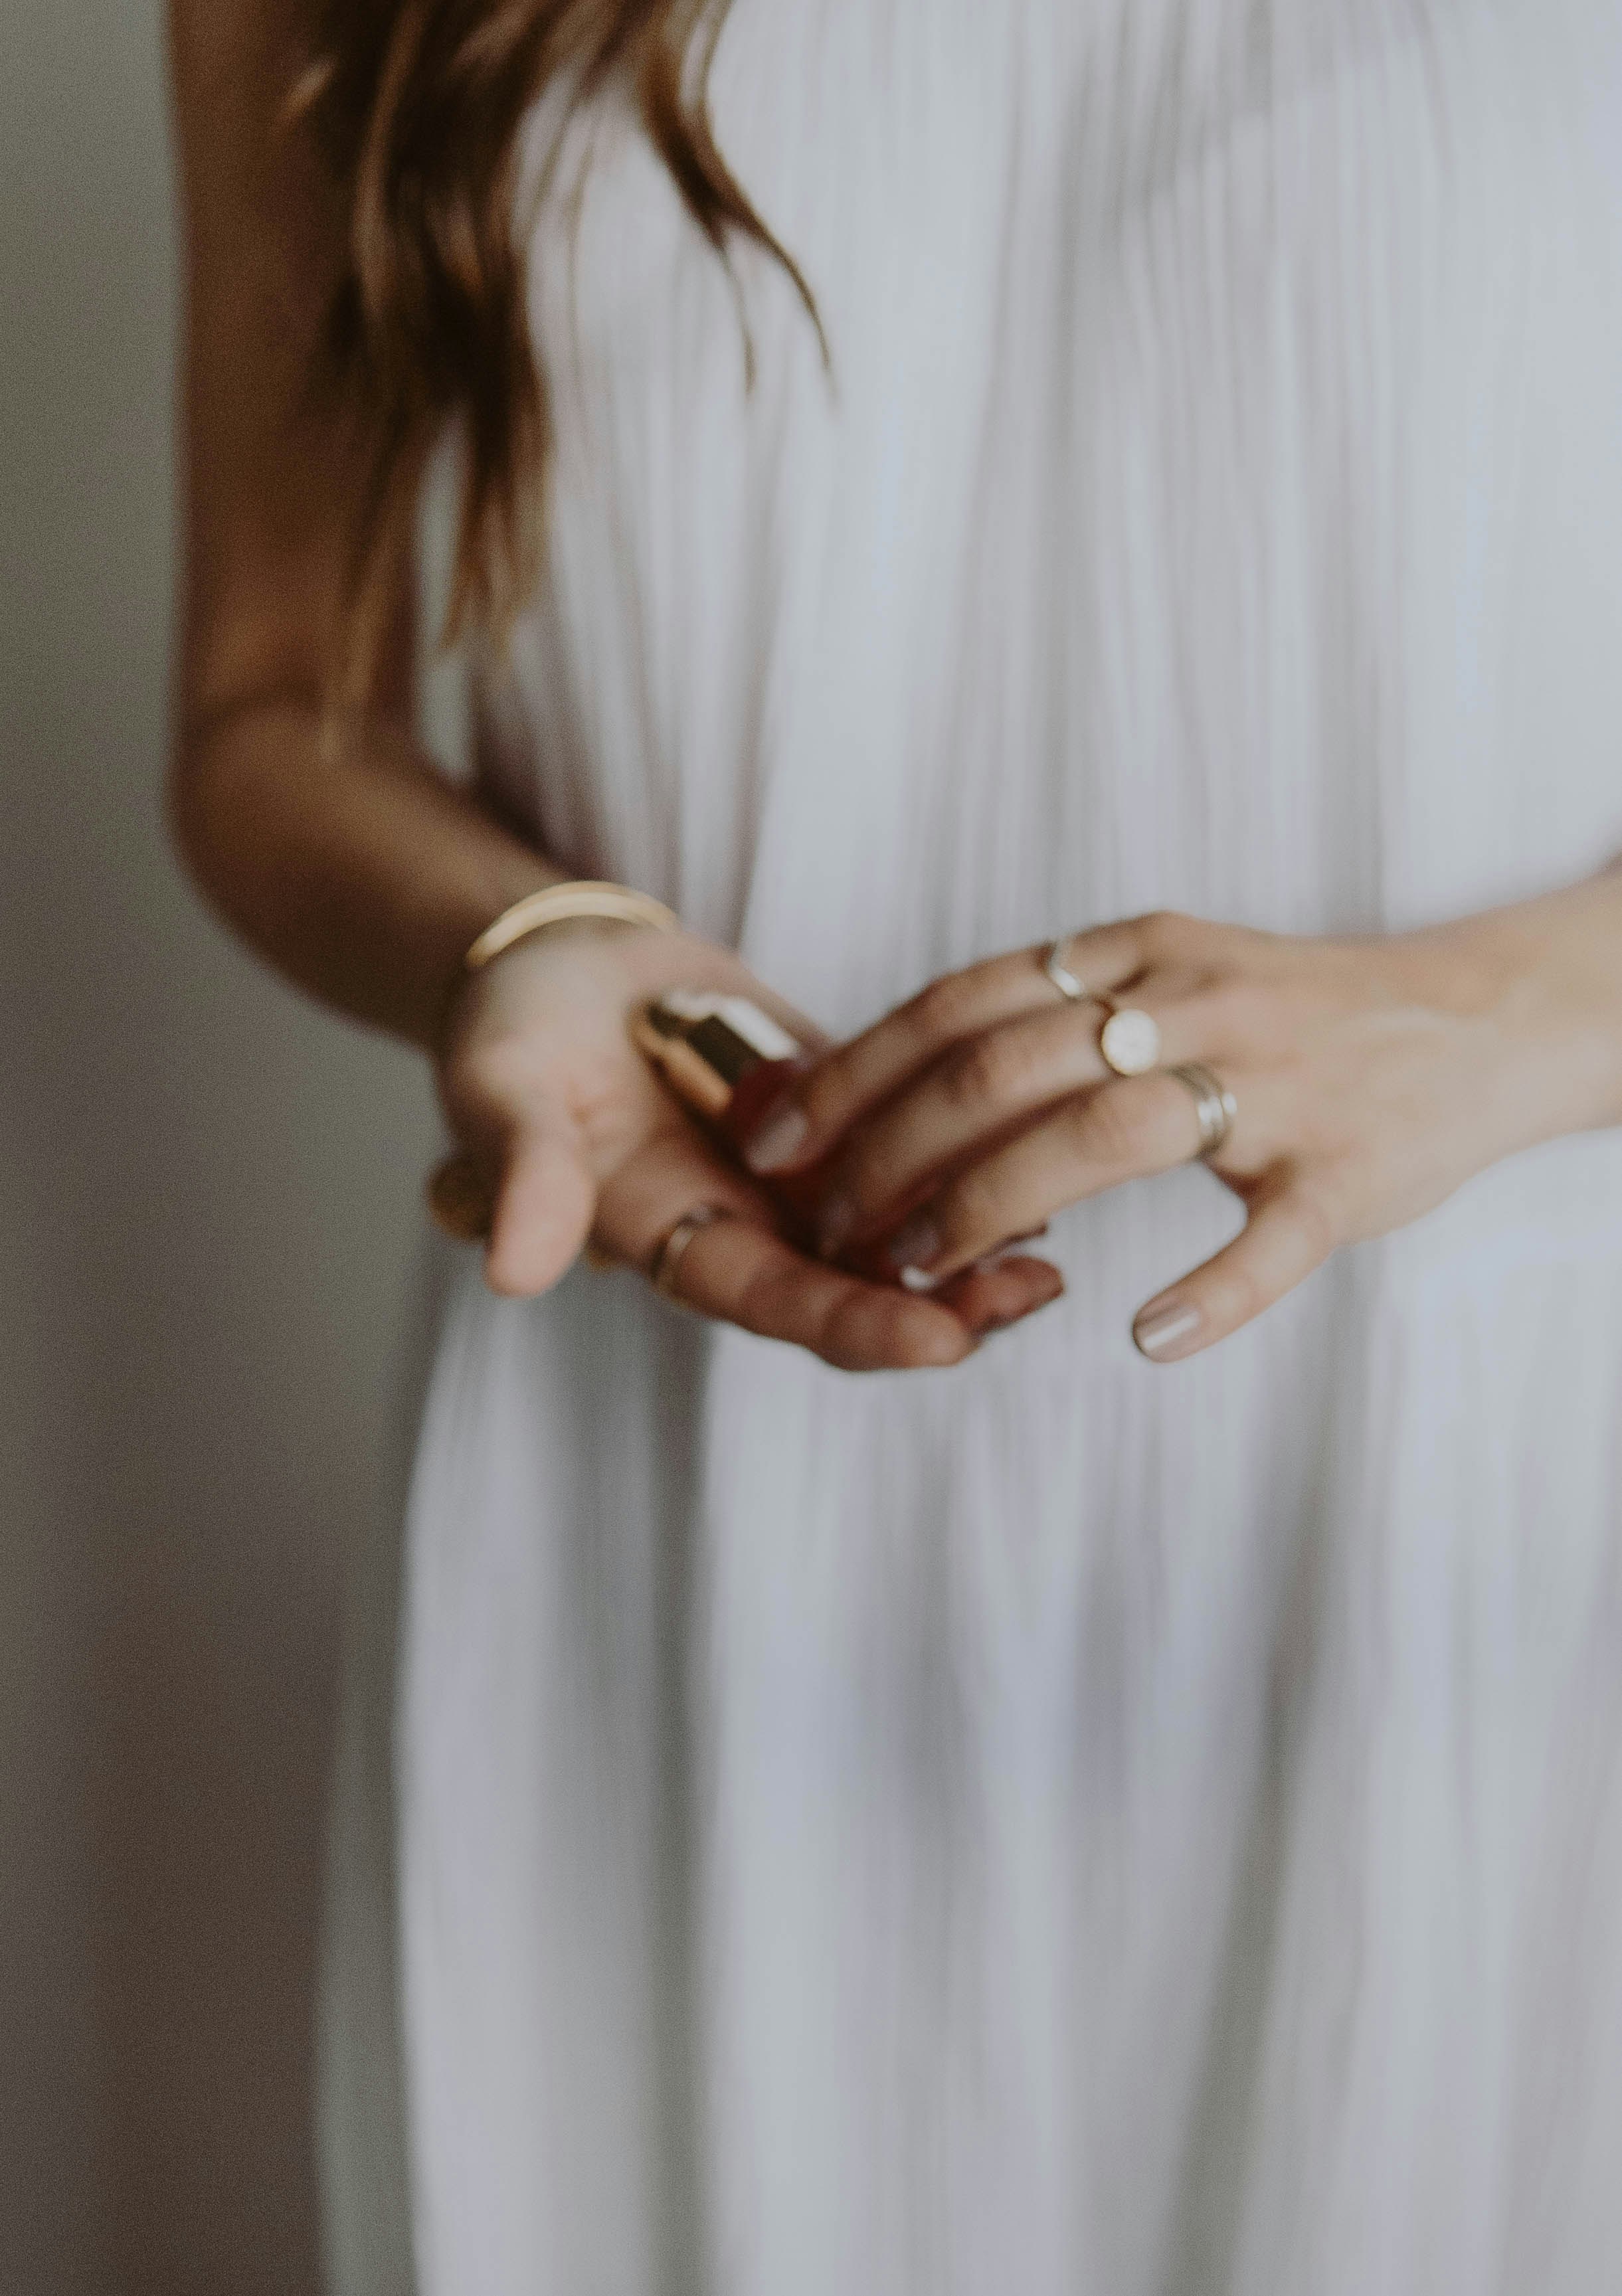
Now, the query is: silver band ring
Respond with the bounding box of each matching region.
[1168,1063,1238,1160]
[650,1203,733,1300]
[1041,940,1089,1002]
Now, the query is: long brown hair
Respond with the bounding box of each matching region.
[295,0,816,698]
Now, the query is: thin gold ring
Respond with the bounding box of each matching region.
[1168,1063,1238,1160]
[649,1203,734,1302]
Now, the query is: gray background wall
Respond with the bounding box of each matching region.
[2,4,440,2286]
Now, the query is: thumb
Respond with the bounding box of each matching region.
[484,1112,598,1298]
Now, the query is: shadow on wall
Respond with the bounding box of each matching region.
[1,3,438,2289]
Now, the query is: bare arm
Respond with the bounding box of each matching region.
[163,1,1059,1362]
[167,0,559,1051]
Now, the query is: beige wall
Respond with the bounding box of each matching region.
[1,4,438,2287]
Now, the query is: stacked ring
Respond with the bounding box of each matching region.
[1041,939,1164,1076]
[1040,938,1236,1153]
[1168,1063,1238,1160]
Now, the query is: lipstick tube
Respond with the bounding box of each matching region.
[631,990,827,1243]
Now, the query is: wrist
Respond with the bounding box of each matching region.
[1431,877,1622,1146]
[433,913,658,1067]
[434,877,683,1064]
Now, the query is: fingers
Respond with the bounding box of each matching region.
[812,998,1212,1255]
[873,1073,1210,1286]
[935,1253,1068,1336]
[594,1132,1014,1373]
[1132,1178,1338,1363]
[485,1118,598,1296]
[449,1106,1066,1366]
[591,1124,775,1273]
[657,1217,1065,1368]
[661,1215,980,1373]
[743,923,1151,1176]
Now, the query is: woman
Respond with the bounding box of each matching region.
[171,2,1622,2289]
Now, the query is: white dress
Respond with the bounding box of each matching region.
[319,5,1622,2291]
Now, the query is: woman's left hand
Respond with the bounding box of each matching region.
[740,895,1622,1361]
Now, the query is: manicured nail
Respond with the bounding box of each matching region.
[974,1225,1051,1269]
[1133,1301,1203,1361]
[817,1191,858,1260]
[745,1099,810,1174]
[888,1214,943,1282]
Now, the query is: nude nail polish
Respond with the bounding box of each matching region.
[1133,1302,1203,1360]
[746,1100,810,1174]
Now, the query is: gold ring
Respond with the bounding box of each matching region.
[1099,1006,1162,1077]
[1168,1063,1237,1159]
[649,1203,733,1302]
[1041,939,1089,1002]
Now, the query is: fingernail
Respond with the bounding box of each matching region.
[974,1225,1050,1269]
[744,1100,810,1174]
[817,1190,858,1260]
[1133,1302,1203,1361]
[889,1214,943,1282]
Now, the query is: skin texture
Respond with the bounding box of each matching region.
[171,1,1622,1372]
[743,887,1622,1360]
[167,0,1056,1373]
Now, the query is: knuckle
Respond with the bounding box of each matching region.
[942,1031,1021,1114]
[1137,907,1194,958]
[1191,977,1266,1051]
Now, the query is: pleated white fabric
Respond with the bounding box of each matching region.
[320,5,1622,2291]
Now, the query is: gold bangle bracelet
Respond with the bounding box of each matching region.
[464,881,681,972]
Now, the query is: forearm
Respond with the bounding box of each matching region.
[170,691,561,1051]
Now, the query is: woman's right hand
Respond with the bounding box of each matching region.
[434,923,1064,1373]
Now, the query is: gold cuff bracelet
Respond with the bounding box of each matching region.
[464,880,681,972]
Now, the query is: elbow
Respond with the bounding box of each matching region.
[163,662,324,917]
